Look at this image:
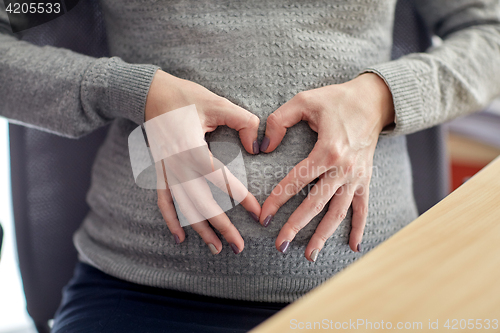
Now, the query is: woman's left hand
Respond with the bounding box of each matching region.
[259,73,395,261]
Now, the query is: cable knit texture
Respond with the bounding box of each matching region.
[1,0,500,302]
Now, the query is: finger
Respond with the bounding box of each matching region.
[274,174,342,253]
[165,153,225,221]
[158,188,185,243]
[169,181,223,254]
[168,180,207,225]
[190,220,223,255]
[349,183,370,253]
[207,212,245,254]
[217,100,260,154]
[260,151,327,226]
[180,177,245,253]
[305,185,354,261]
[169,149,262,223]
[163,134,261,222]
[155,161,185,244]
[207,156,261,219]
[260,93,307,153]
[213,168,262,221]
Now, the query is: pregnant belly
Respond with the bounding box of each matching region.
[206,119,417,244]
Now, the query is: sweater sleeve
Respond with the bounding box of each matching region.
[361,0,500,136]
[0,5,159,138]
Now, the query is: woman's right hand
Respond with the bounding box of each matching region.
[144,70,261,255]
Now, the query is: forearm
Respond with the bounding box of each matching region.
[362,0,500,136]
[0,30,158,138]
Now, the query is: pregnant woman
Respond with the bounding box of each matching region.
[1,0,499,332]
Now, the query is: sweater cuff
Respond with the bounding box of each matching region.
[107,57,159,125]
[361,60,424,136]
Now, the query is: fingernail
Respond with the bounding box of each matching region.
[230,243,240,254]
[279,240,290,253]
[173,234,180,245]
[311,249,319,262]
[357,243,361,252]
[263,214,273,227]
[208,243,218,255]
[249,211,259,223]
[252,140,260,154]
[260,136,270,152]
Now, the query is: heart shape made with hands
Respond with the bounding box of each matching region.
[128,104,249,227]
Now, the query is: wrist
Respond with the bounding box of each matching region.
[347,73,395,132]
[104,58,159,125]
[145,70,183,122]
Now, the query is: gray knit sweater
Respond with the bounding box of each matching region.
[1,0,500,302]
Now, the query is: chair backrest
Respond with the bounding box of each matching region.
[9,0,448,332]
[9,1,109,332]
[392,1,450,214]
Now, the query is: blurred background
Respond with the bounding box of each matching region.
[0,99,499,333]
[446,99,500,191]
[0,118,36,333]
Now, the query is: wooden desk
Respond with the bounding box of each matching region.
[252,157,500,332]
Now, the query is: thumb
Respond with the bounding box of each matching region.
[261,100,303,153]
[218,101,260,154]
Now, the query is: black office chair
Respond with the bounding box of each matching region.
[7,0,448,332]
[8,2,109,332]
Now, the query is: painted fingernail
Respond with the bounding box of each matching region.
[357,243,361,252]
[208,243,218,255]
[249,211,259,223]
[311,249,319,262]
[279,240,290,253]
[230,243,240,254]
[173,234,181,245]
[262,215,273,227]
[260,136,270,152]
[252,140,260,154]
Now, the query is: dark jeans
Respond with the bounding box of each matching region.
[52,262,289,333]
